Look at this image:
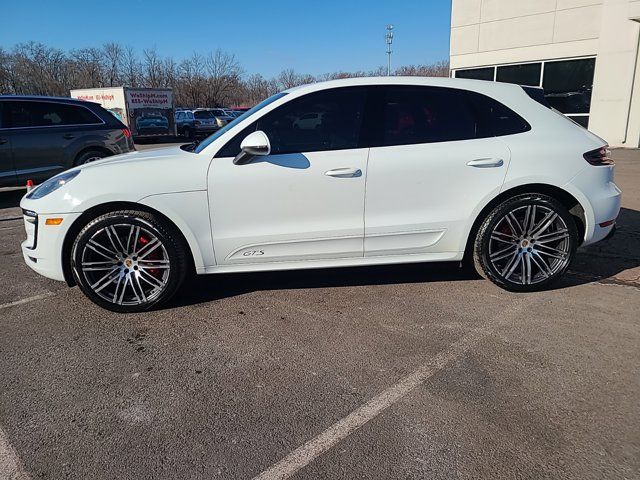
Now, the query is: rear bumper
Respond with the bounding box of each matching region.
[565,166,621,246]
[21,211,82,282]
[194,125,217,134]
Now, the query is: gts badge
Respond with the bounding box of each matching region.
[242,250,265,257]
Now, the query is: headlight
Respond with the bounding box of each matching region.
[26,170,81,200]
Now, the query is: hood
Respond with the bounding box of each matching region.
[78,145,189,171]
[21,145,210,214]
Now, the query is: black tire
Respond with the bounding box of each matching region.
[74,149,109,166]
[473,193,579,292]
[70,210,188,313]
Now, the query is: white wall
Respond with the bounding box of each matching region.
[589,0,640,146]
[450,0,640,147]
[450,0,603,69]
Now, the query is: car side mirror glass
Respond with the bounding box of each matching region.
[233,130,271,165]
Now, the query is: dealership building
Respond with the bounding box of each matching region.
[450,0,640,147]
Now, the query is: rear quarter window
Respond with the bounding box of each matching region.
[465,91,531,138]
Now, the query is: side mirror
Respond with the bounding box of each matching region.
[233,130,271,165]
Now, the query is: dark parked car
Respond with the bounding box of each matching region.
[0,95,135,188]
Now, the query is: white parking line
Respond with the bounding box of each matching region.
[0,426,30,480]
[0,293,55,311]
[253,298,531,480]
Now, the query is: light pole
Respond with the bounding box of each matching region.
[385,24,394,76]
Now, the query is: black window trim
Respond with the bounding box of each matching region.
[0,99,106,130]
[373,85,531,148]
[214,84,532,157]
[216,85,375,158]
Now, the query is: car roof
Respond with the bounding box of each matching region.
[284,76,525,96]
[0,95,101,106]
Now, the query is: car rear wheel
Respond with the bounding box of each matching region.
[75,149,109,166]
[473,193,579,292]
[71,210,188,313]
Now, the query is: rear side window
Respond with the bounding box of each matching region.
[380,86,480,146]
[2,101,102,128]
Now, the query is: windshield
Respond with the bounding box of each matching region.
[193,92,288,153]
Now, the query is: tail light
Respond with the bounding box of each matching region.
[584,147,614,166]
[121,128,131,138]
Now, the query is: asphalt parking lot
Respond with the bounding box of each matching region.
[0,147,638,480]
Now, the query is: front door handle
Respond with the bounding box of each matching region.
[466,158,504,168]
[0,138,7,145]
[63,133,75,140]
[324,168,362,178]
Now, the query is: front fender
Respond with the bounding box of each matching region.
[138,191,214,272]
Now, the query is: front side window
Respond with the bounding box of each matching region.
[380,86,481,146]
[257,87,366,155]
[3,101,102,128]
[214,88,366,157]
[199,92,288,154]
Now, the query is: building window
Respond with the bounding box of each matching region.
[542,58,595,115]
[452,57,596,130]
[496,63,542,87]
[454,67,495,81]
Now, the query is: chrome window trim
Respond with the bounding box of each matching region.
[0,99,106,131]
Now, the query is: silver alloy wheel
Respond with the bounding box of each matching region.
[488,205,571,285]
[79,223,171,306]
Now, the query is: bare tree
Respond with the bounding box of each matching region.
[203,49,242,106]
[122,45,142,87]
[103,43,123,87]
[395,60,450,77]
[143,47,164,88]
[277,68,314,90]
[71,47,104,89]
[242,73,278,106]
[178,52,207,107]
[0,39,449,106]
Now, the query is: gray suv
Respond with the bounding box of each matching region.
[175,109,218,139]
[0,96,135,188]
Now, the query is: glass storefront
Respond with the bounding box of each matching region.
[453,57,596,128]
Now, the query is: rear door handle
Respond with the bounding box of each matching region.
[0,138,7,145]
[63,133,75,140]
[466,158,504,168]
[325,168,362,178]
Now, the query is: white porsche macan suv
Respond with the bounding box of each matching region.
[20,77,621,312]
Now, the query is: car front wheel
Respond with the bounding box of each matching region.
[473,193,579,292]
[71,210,188,312]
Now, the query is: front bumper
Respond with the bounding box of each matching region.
[21,211,82,282]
